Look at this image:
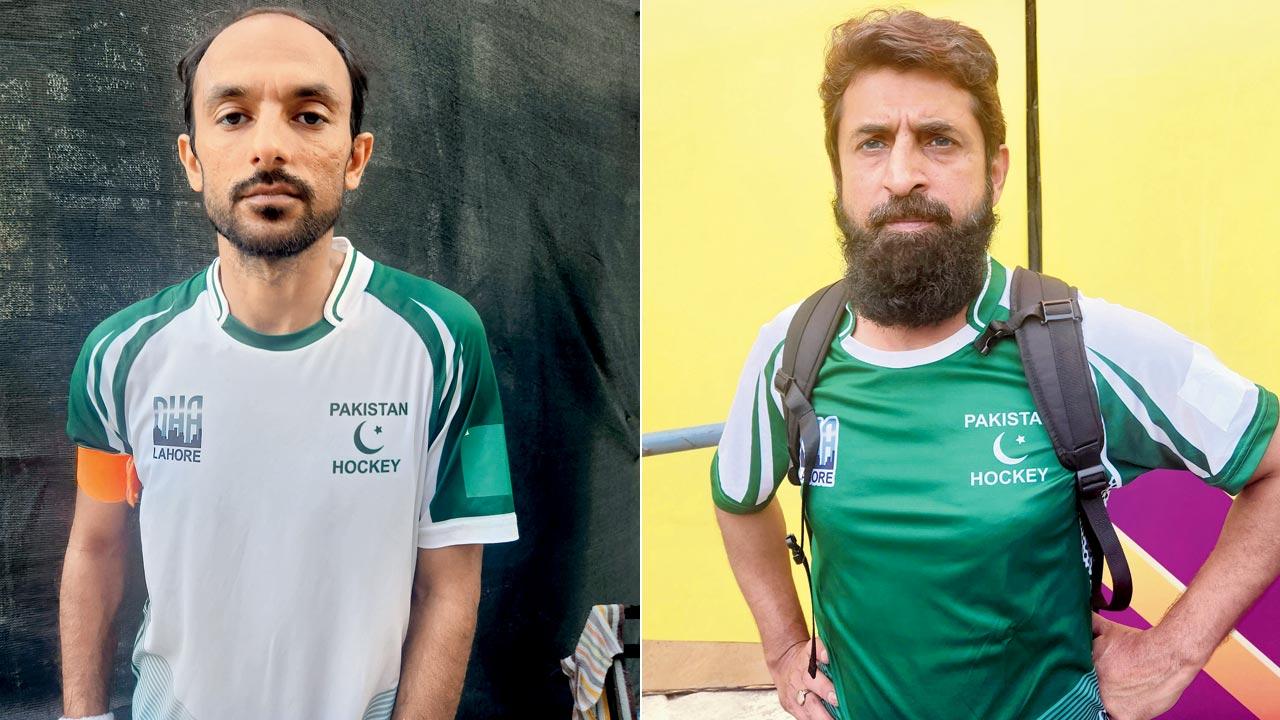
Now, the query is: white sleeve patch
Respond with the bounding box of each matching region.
[1178,343,1253,433]
[1079,293,1260,477]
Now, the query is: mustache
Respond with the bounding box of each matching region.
[230,169,315,202]
[866,193,953,229]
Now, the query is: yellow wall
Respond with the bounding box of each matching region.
[643,0,1280,645]
[1038,0,1280,385]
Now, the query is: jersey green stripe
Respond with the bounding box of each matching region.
[77,331,121,451]
[220,313,334,351]
[331,249,359,322]
[432,340,464,444]
[111,273,206,453]
[967,257,994,331]
[759,341,787,500]
[836,303,854,340]
[209,264,225,320]
[364,263,452,441]
[1089,349,1211,475]
[743,374,764,507]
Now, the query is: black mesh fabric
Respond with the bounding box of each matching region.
[0,2,639,716]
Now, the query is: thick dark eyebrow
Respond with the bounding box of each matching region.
[914,119,959,137]
[291,83,341,107]
[853,123,891,138]
[853,120,960,138]
[204,84,248,112]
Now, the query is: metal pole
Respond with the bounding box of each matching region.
[1026,0,1043,272]
[641,423,724,456]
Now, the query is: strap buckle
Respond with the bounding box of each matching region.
[774,371,795,395]
[785,534,807,565]
[1040,298,1079,324]
[1075,465,1110,498]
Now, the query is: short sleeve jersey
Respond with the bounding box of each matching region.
[711,257,1276,720]
[66,237,518,719]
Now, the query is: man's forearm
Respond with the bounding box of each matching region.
[391,570,480,719]
[59,542,125,716]
[716,500,810,662]
[1154,471,1280,666]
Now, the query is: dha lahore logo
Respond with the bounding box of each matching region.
[808,416,839,487]
[153,395,203,463]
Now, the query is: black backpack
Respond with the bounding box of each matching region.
[773,268,1131,677]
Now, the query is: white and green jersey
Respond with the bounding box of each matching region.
[712,257,1276,720]
[66,237,518,719]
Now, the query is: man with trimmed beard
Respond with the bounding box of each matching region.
[58,8,517,720]
[712,10,1280,720]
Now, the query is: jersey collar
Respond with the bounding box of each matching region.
[836,255,1012,368]
[204,236,372,350]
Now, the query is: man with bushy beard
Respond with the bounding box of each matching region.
[711,10,1280,720]
[58,8,517,720]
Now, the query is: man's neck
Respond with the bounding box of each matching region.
[216,232,346,335]
[851,308,969,351]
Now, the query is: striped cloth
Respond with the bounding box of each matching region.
[561,604,629,720]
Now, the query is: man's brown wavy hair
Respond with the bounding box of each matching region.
[820,10,1006,186]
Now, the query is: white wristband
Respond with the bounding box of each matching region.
[59,714,114,720]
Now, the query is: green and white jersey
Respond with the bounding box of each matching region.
[711,257,1276,720]
[66,237,518,720]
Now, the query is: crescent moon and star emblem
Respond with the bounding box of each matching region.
[353,421,384,455]
[992,431,1028,465]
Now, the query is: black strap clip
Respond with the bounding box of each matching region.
[973,320,1015,356]
[1075,465,1110,498]
[785,533,807,566]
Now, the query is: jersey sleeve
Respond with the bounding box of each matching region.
[1080,294,1277,495]
[67,328,126,454]
[417,307,519,548]
[67,328,138,503]
[711,306,797,514]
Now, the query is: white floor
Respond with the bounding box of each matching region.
[641,690,791,720]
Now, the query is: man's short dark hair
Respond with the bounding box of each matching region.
[177,6,369,141]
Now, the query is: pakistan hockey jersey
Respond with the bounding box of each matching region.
[712,256,1276,720]
[66,237,518,719]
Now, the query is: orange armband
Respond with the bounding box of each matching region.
[76,446,141,506]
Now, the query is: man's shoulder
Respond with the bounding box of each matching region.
[79,267,208,350]
[363,261,486,342]
[747,298,810,353]
[1076,291,1192,355]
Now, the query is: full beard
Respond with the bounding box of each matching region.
[835,190,997,329]
[205,169,342,261]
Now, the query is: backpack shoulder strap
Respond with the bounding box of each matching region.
[774,280,850,486]
[999,267,1133,611]
[772,279,848,680]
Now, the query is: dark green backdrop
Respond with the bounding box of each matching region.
[0,1,639,717]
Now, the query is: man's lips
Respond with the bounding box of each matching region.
[239,184,301,202]
[882,218,937,231]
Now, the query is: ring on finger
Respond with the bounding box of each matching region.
[797,689,809,706]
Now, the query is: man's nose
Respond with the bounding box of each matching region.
[249,114,289,169]
[883,140,926,197]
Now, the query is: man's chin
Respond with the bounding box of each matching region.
[227,233,323,258]
[217,220,329,260]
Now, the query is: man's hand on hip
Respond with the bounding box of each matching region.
[768,636,838,720]
[1092,615,1199,720]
